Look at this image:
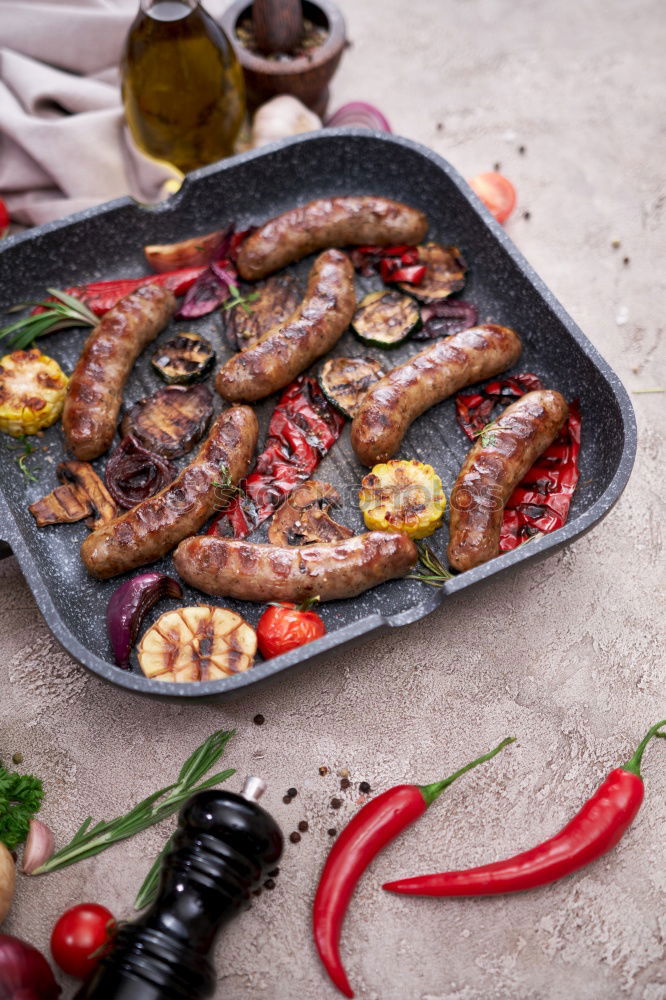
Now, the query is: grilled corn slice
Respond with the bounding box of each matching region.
[359,460,446,539]
[0,349,68,437]
[137,605,257,682]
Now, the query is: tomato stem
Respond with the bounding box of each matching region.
[420,737,515,807]
[622,720,666,777]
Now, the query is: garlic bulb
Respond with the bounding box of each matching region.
[251,95,321,149]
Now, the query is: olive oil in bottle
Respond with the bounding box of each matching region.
[121,0,245,174]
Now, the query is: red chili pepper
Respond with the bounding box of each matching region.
[383,720,666,899]
[32,267,207,317]
[312,737,514,998]
[208,376,344,538]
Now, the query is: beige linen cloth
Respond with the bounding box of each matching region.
[0,0,228,226]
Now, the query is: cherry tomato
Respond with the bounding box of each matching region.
[50,902,115,979]
[468,172,517,223]
[0,198,9,239]
[256,602,326,659]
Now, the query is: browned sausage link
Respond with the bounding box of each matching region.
[81,406,258,579]
[237,196,429,280]
[448,389,569,572]
[62,285,176,461]
[216,249,356,403]
[351,324,523,467]
[173,531,419,603]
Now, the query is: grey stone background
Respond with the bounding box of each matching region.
[1,0,665,997]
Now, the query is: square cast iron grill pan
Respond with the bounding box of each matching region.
[0,131,637,699]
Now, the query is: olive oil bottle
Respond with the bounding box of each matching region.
[121,0,246,174]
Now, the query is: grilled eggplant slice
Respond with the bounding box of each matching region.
[226,273,301,351]
[268,480,354,546]
[318,356,384,419]
[398,242,467,303]
[120,384,214,459]
[151,333,215,385]
[29,461,117,529]
[352,290,420,348]
[137,605,257,682]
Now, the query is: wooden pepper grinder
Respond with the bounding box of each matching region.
[76,778,283,1000]
[253,0,303,54]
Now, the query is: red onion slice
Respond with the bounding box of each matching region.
[325,102,392,132]
[105,436,176,509]
[107,572,183,668]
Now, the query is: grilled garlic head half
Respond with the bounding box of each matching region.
[138,605,256,682]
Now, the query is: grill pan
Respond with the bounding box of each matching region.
[0,131,637,699]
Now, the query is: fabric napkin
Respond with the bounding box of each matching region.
[0,0,229,226]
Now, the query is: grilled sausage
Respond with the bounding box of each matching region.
[448,389,569,572]
[173,531,418,603]
[81,406,258,579]
[351,324,523,467]
[216,249,356,403]
[237,196,429,280]
[63,285,176,461]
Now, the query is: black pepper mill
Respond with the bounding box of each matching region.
[76,777,283,1000]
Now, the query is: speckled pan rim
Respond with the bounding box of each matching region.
[0,130,638,699]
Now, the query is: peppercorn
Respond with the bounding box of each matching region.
[340,778,351,790]
[253,714,265,725]
[331,797,342,809]
[319,766,329,776]
[518,145,526,154]
[493,162,501,172]
[264,878,276,890]
[282,795,292,804]
[12,753,23,765]
[523,210,531,220]
[623,257,630,266]
[298,820,309,832]
[611,238,621,249]
[287,787,297,798]
[327,828,337,837]
[289,831,301,844]
[252,888,262,896]
[359,781,371,794]
[267,867,280,877]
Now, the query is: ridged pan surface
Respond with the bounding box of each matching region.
[0,131,637,699]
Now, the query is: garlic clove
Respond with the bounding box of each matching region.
[251,95,321,149]
[22,818,55,875]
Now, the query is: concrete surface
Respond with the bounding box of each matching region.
[1,0,665,997]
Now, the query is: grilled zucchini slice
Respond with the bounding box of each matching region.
[120,384,213,459]
[0,349,68,437]
[351,290,420,348]
[398,243,467,303]
[359,460,446,539]
[138,605,257,682]
[318,356,384,419]
[226,273,301,351]
[151,333,215,384]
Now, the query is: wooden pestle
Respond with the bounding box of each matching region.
[253,0,304,54]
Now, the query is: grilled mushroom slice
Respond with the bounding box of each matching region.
[268,480,354,546]
[137,605,257,682]
[29,461,117,529]
[120,384,214,459]
[398,242,467,303]
[225,273,301,351]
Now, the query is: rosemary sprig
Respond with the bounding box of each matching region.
[473,421,497,447]
[32,729,236,875]
[222,282,260,316]
[0,288,97,350]
[134,834,174,910]
[408,542,455,587]
[7,436,39,482]
[212,463,245,507]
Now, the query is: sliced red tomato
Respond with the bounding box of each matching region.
[256,601,326,659]
[0,198,9,239]
[50,903,115,979]
[468,172,517,224]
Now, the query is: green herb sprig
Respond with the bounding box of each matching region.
[222,283,260,316]
[0,288,97,350]
[32,729,236,875]
[0,764,44,850]
[473,422,497,447]
[7,435,39,482]
[408,542,455,587]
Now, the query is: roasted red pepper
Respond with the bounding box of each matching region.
[312,737,514,998]
[384,720,665,898]
[33,267,207,317]
[350,244,425,284]
[455,374,581,548]
[208,376,344,538]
